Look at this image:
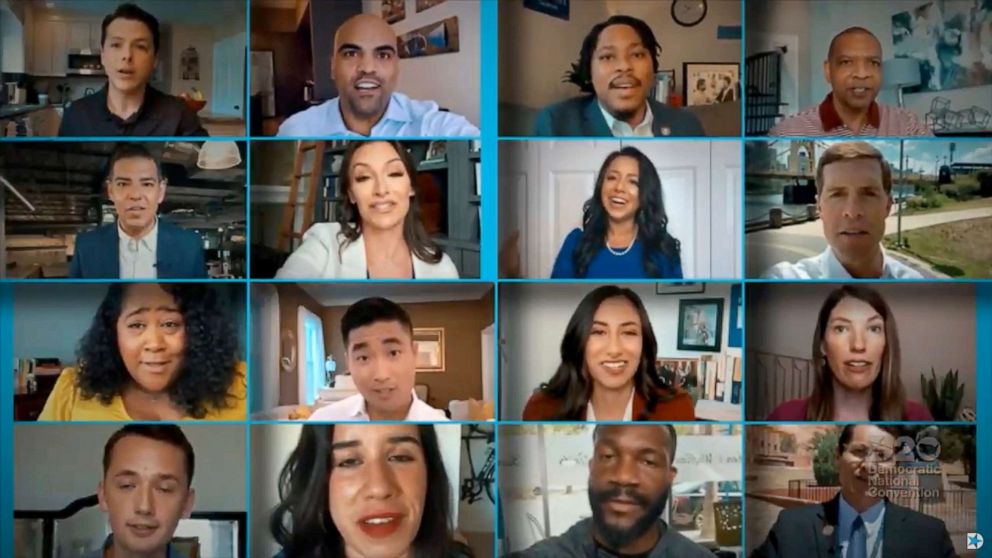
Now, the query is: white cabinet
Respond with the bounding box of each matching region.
[67,21,90,51]
[30,19,67,76]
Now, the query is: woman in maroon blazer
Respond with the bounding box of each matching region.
[522,285,695,421]
[767,285,933,421]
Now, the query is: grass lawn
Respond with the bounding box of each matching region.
[885,216,992,278]
[902,196,992,216]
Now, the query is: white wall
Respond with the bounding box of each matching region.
[168,25,215,110]
[499,140,742,279]
[499,282,740,420]
[362,0,481,126]
[499,0,741,109]
[14,424,246,511]
[746,282,977,410]
[251,424,462,557]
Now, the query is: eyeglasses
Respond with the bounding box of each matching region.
[844,443,895,463]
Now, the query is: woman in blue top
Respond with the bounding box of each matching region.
[551,146,683,278]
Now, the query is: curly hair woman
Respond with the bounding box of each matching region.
[38,283,246,421]
[550,146,683,279]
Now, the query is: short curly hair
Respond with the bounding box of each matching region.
[76,283,240,418]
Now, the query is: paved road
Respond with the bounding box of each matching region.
[745,207,992,277]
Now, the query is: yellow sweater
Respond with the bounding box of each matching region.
[37,362,247,421]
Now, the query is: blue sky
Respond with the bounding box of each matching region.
[769,140,992,174]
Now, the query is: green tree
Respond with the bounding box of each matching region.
[809,429,840,486]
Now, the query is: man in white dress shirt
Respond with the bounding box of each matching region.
[309,297,448,422]
[763,141,922,279]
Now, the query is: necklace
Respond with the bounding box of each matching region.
[605,228,637,257]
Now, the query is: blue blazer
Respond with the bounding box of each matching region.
[533,95,705,137]
[69,221,207,279]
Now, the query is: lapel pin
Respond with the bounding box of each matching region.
[660,127,672,136]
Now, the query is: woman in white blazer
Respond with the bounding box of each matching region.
[276,140,459,279]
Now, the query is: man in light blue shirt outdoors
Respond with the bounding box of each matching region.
[278,13,479,138]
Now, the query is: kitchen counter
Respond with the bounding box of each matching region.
[0,104,46,118]
[199,113,246,137]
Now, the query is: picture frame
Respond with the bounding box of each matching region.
[523,0,569,20]
[413,328,445,372]
[398,17,460,59]
[683,62,740,106]
[424,140,447,162]
[656,357,699,390]
[381,0,405,23]
[677,298,724,352]
[656,282,705,295]
[416,0,446,12]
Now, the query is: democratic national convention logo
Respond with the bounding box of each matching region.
[967,532,984,550]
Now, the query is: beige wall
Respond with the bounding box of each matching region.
[322,289,494,411]
[499,0,741,109]
[746,283,977,409]
[361,0,481,126]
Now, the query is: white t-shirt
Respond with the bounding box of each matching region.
[308,390,449,422]
[762,246,923,279]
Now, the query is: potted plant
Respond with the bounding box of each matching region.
[920,368,965,421]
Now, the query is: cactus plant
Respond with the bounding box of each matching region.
[920,368,965,421]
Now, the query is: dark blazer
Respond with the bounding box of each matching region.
[533,95,705,137]
[750,495,958,558]
[70,221,207,279]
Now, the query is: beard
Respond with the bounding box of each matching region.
[588,483,670,551]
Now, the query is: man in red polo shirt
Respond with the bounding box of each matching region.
[770,27,932,137]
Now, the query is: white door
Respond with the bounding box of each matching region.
[249,283,279,414]
[481,324,494,403]
[710,140,742,278]
[212,32,245,117]
[498,140,534,277]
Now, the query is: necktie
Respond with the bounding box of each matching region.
[849,515,867,558]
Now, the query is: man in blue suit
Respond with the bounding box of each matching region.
[534,15,704,138]
[70,143,206,279]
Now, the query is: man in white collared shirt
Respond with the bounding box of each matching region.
[277,14,478,138]
[309,297,448,422]
[763,141,923,279]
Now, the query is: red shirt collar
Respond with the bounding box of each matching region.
[818,92,881,131]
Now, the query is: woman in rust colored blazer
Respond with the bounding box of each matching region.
[522,285,695,421]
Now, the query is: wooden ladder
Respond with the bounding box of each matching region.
[278,140,325,252]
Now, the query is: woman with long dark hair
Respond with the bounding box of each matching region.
[550,147,682,279]
[522,285,694,421]
[276,140,458,279]
[767,285,933,421]
[38,283,245,421]
[270,424,472,558]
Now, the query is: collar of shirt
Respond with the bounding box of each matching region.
[344,389,435,421]
[97,84,160,126]
[324,92,414,136]
[97,534,181,558]
[821,246,898,279]
[118,217,158,253]
[586,388,635,421]
[837,494,886,557]
[819,93,881,132]
[598,101,654,137]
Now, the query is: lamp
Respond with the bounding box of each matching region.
[883,58,921,109]
[197,141,241,170]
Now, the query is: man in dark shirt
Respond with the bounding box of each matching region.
[59,3,207,137]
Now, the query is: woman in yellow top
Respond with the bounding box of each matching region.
[39,283,246,421]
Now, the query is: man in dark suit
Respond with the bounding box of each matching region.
[751,424,958,558]
[70,143,206,279]
[533,15,704,137]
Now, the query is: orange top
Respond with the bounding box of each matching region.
[521,388,696,421]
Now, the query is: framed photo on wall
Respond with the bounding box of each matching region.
[677,298,724,352]
[657,282,705,295]
[414,328,446,372]
[683,62,740,106]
